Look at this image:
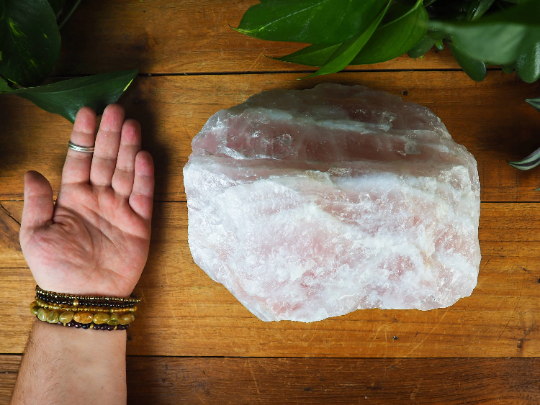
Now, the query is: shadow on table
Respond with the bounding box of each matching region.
[122,80,171,204]
[121,79,172,357]
[0,101,28,179]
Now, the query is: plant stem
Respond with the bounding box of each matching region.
[58,0,83,30]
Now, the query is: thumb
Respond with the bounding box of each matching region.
[21,171,54,233]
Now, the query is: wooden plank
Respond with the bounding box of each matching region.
[0,202,24,268]
[124,357,540,404]
[53,0,459,75]
[3,201,540,357]
[1,355,540,404]
[0,355,20,404]
[1,72,539,203]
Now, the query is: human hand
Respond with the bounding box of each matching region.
[20,105,154,297]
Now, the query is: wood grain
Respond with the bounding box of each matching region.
[52,0,460,75]
[2,201,540,357]
[1,72,539,203]
[2,0,539,401]
[0,202,23,268]
[125,357,540,404]
[0,355,20,404]
[1,355,540,404]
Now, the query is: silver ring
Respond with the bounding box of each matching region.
[68,140,95,153]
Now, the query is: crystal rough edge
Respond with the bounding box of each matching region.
[184,83,481,323]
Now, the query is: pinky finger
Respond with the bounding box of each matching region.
[129,151,154,222]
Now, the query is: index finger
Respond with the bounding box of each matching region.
[61,107,97,185]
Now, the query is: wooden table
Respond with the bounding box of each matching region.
[2,1,540,403]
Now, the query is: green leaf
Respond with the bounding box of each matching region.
[500,62,515,73]
[272,0,428,66]
[526,97,540,112]
[467,0,495,21]
[236,0,387,45]
[305,0,391,78]
[274,43,340,67]
[426,28,448,41]
[0,0,61,87]
[449,42,487,82]
[408,35,436,58]
[508,146,540,170]
[430,0,540,65]
[508,97,540,175]
[3,70,138,122]
[351,0,428,65]
[516,42,540,83]
[0,76,11,92]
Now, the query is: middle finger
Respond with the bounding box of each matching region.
[111,119,142,197]
[90,104,125,187]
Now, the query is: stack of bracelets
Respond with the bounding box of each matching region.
[30,286,140,331]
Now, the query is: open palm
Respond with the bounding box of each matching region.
[20,105,154,297]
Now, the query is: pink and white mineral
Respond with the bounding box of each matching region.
[184,83,481,322]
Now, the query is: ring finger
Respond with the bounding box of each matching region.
[61,107,97,185]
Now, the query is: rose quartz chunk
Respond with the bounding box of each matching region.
[184,83,481,322]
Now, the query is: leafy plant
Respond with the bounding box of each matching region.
[0,0,137,122]
[508,97,540,184]
[235,0,540,83]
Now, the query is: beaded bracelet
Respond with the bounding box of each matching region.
[32,305,135,326]
[34,316,131,331]
[32,286,139,331]
[36,285,140,308]
[34,298,137,313]
[36,292,137,309]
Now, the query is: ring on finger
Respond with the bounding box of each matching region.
[68,140,95,153]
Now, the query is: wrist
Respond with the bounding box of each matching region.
[31,272,137,298]
[32,317,127,344]
[12,320,128,405]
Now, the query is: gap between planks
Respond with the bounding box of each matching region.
[2,199,538,204]
[47,67,498,79]
[2,355,540,405]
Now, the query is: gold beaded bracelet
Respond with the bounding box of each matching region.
[31,302,135,328]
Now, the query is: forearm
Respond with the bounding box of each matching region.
[11,320,127,405]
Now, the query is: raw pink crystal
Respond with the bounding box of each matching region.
[184,83,481,322]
